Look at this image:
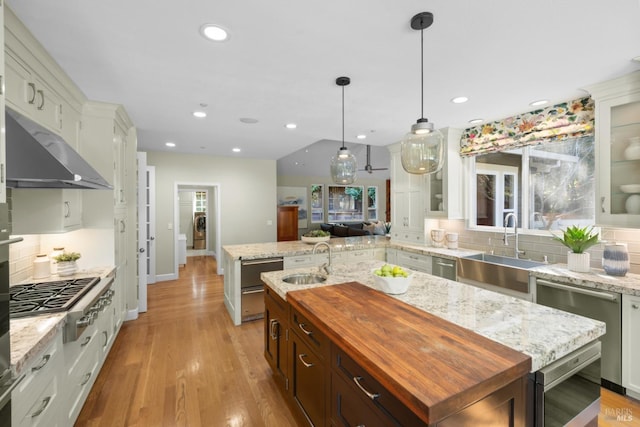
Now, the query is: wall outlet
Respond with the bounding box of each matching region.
[168,223,173,230]
[267,220,273,226]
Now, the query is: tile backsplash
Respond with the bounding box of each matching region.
[439,219,640,274]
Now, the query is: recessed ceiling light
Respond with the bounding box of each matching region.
[240,117,259,124]
[468,118,483,125]
[165,142,176,148]
[451,96,469,104]
[529,99,549,107]
[356,134,367,140]
[200,24,229,42]
[193,111,207,118]
[232,147,241,153]
[285,123,297,129]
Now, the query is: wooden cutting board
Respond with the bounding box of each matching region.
[287,281,531,424]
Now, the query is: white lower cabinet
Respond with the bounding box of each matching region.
[623,293,640,399]
[12,329,64,427]
[395,250,432,274]
[63,324,101,425]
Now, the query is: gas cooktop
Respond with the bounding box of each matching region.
[9,277,100,318]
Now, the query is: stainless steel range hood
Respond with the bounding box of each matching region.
[5,108,112,189]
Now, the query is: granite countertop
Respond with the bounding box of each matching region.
[261,260,605,372]
[10,266,116,377]
[530,264,640,296]
[223,235,389,260]
[223,236,483,261]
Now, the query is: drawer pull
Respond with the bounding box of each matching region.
[31,354,51,372]
[80,336,92,347]
[31,396,51,417]
[632,304,639,309]
[81,372,92,386]
[27,82,36,104]
[353,376,380,400]
[298,353,314,368]
[298,323,313,336]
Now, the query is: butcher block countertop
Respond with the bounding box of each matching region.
[288,282,531,425]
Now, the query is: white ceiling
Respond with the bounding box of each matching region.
[7,0,640,178]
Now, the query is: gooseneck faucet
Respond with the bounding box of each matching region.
[503,212,525,259]
[313,241,332,275]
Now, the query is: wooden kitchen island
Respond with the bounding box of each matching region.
[262,260,606,426]
[268,281,531,426]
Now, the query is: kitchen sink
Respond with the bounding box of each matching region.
[281,273,327,285]
[457,254,545,295]
[462,253,546,269]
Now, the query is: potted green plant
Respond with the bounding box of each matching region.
[53,251,81,276]
[552,226,599,272]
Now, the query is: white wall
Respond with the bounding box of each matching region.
[146,151,277,276]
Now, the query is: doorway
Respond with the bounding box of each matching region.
[175,183,222,275]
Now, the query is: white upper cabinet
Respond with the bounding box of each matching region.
[388,142,427,244]
[425,127,464,220]
[586,71,640,227]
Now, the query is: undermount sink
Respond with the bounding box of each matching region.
[457,254,545,295]
[281,273,327,285]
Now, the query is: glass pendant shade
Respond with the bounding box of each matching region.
[331,147,357,184]
[400,128,445,174]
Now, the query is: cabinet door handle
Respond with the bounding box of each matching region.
[298,353,314,368]
[103,331,108,348]
[298,323,313,336]
[269,319,279,340]
[31,396,51,418]
[353,376,380,400]
[31,354,51,372]
[601,196,606,213]
[37,89,45,110]
[120,220,126,232]
[81,372,92,386]
[632,304,639,309]
[27,82,36,104]
[64,201,71,218]
[80,335,92,347]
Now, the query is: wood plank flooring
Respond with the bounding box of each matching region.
[76,255,640,426]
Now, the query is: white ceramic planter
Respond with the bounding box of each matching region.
[567,252,590,273]
[57,261,78,276]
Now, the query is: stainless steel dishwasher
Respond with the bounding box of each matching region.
[431,257,456,280]
[240,257,284,322]
[534,277,623,393]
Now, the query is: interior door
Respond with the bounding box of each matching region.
[137,153,156,314]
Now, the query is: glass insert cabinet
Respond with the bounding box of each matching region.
[588,71,640,227]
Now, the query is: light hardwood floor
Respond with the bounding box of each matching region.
[76,256,640,426]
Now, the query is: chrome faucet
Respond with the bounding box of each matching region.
[313,241,332,275]
[503,213,525,258]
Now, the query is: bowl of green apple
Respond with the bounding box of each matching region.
[372,264,413,294]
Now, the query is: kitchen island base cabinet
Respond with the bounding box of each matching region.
[264,286,289,391]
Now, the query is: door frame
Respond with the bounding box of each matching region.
[174,182,222,276]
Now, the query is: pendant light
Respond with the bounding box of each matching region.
[400,12,444,175]
[330,76,357,184]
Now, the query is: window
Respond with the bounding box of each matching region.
[470,136,595,231]
[367,186,378,221]
[311,185,324,223]
[327,185,364,222]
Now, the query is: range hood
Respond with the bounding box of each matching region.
[5,108,112,190]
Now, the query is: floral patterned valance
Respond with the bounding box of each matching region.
[460,96,595,157]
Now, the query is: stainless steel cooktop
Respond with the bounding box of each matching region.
[9,277,100,318]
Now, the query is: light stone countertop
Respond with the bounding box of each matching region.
[261,260,605,372]
[222,236,483,261]
[9,266,116,377]
[530,264,640,296]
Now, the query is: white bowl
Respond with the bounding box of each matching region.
[620,184,640,194]
[372,268,413,294]
[301,235,330,244]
